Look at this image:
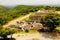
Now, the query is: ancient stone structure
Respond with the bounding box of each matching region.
[35,10,56,16]
[9,10,56,31]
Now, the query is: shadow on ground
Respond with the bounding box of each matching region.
[40,32,60,40]
[0,38,16,40]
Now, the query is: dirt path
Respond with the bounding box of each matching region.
[3,14,31,27]
[8,33,60,40]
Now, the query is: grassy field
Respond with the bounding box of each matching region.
[56,11,60,14]
[26,38,39,40]
[16,30,38,34]
[30,12,35,16]
[56,27,60,31]
[24,12,35,20]
[24,17,30,20]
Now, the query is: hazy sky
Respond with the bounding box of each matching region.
[0,0,60,6]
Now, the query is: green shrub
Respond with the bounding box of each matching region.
[25,29,29,33]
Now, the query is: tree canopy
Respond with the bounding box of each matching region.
[40,13,60,32]
[0,27,17,38]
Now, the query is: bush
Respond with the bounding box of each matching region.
[25,29,29,33]
[0,28,17,39]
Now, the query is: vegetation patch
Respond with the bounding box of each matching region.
[31,38,39,40]
[56,11,60,14]
[16,30,38,34]
[56,27,60,31]
[26,38,39,40]
[24,17,30,20]
[24,12,35,20]
[40,13,60,32]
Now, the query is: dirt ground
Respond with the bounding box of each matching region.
[8,32,60,40]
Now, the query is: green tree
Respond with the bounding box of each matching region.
[40,13,60,32]
[0,27,17,39]
[8,28,18,38]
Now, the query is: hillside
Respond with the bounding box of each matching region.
[3,14,31,27]
[0,5,60,26]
